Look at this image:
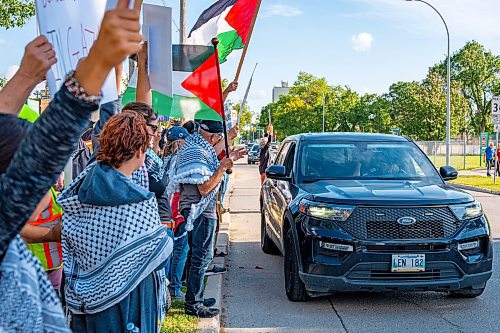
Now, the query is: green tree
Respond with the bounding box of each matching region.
[0,0,35,29]
[0,77,6,89]
[431,41,500,133]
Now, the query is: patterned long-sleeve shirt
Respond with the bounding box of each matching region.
[0,86,98,257]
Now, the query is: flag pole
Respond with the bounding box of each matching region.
[212,38,232,174]
[233,0,262,82]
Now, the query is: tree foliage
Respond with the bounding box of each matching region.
[258,41,500,141]
[431,41,500,133]
[0,77,6,89]
[0,0,35,29]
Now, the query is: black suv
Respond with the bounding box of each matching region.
[260,133,492,301]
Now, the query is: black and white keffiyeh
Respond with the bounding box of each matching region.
[58,163,172,319]
[169,132,220,231]
[0,236,70,333]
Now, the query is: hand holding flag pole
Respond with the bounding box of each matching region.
[212,38,233,175]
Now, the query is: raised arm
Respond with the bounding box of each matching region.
[0,36,56,116]
[0,0,143,256]
[136,41,152,105]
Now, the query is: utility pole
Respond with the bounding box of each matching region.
[180,0,187,43]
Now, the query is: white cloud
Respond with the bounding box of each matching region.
[351,32,374,51]
[249,89,267,100]
[348,0,500,42]
[0,39,7,45]
[263,5,303,17]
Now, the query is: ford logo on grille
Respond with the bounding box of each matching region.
[397,217,417,225]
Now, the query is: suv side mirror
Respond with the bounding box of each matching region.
[266,165,291,181]
[440,166,458,181]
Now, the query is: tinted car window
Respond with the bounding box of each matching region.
[299,141,440,181]
[275,142,291,166]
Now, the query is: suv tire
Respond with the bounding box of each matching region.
[284,229,308,302]
[261,209,280,254]
[449,287,485,298]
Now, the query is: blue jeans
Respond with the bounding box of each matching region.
[164,228,174,277]
[168,222,189,296]
[182,210,217,306]
[220,173,229,204]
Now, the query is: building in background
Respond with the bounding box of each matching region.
[272,81,290,102]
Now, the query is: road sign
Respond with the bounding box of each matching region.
[493,96,500,114]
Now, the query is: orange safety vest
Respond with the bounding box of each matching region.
[27,188,63,271]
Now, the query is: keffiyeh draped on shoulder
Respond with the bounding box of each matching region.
[58,162,172,318]
[0,236,70,333]
[169,132,220,230]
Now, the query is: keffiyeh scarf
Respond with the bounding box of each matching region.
[170,132,220,231]
[58,163,173,319]
[0,236,70,333]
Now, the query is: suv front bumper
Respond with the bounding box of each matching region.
[296,214,493,295]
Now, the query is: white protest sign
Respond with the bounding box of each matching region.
[143,4,173,97]
[35,0,118,103]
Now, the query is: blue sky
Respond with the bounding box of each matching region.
[1,0,500,118]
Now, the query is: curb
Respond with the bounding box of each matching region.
[448,182,500,196]
[198,179,234,332]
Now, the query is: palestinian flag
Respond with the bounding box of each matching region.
[187,0,260,63]
[121,70,173,116]
[123,44,224,121]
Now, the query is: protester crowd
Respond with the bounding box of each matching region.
[0,1,246,332]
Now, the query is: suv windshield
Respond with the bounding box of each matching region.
[299,141,440,182]
[251,145,260,152]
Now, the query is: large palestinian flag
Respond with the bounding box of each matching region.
[187,0,260,63]
[123,44,224,121]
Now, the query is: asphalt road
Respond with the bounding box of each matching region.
[221,160,500,333]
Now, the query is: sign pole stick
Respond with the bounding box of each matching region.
[234,0,262,82]
[212,38,232,175]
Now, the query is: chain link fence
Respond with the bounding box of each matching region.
[415,138,483,171]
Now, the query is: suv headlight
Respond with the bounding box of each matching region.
[449,201,483,220]
[299,199,355,222]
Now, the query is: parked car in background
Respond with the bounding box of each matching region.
[248,144,261,164]
[260,132,492,302]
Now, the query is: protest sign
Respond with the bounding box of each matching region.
[35,0,118,103]
[143,4,173,98]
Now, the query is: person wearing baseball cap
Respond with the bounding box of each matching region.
[169,118,232,318]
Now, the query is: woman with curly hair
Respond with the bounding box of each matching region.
[58,112,173,333]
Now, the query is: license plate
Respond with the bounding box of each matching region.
[391,254,425,272]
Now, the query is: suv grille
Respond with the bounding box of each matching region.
[341,207,463,240]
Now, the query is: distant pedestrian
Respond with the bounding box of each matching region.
[484,142,495,177]
[497,144,500,177]
[259,124,274,184]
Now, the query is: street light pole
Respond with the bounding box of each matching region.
[405,0,451,166]
[322,93,326,132]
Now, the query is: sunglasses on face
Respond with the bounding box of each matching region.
[147,123,159,133]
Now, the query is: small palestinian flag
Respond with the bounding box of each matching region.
[187,0,259,63]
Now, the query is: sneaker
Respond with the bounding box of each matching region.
[205,265,227,276]
[185,304,219,318]
[221,206,230,214]
[487,173,492,177]
[203,298,216,307]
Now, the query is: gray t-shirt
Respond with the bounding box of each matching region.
[179,184,217,219]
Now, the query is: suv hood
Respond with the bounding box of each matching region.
[299,179,473,206]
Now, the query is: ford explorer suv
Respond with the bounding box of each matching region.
[260,133,492,301]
